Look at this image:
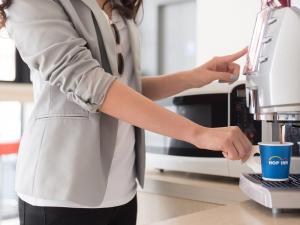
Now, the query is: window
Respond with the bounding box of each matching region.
[0,28,16,81]
[0,28,31,83]
[0,101,22,219]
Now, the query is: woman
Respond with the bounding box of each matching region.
[1,0,252,225]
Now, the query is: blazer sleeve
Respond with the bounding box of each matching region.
[5,0,117,113]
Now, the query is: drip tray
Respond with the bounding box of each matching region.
[246,174,300,190]
[239,173,300,209]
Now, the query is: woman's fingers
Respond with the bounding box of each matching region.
[228,63,240,75]
[194,126,252,161]
[222,152,228,158]
[234,139,247,159]
[213,71,239,83]
[219,48,248,63]
[205,49,245,84]
[224,141,240,160]
[221,126,252,161]
[207,48,245,69]
[239,133,253,161]
[212,62,241,83]
[234,132,252,161]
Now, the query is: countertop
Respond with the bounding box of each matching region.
[143,170,300,225]
[150,200,300,225]
[142,170,248,205]
[0,83,33,102]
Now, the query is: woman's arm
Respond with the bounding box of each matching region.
[6,0,251,161]
[6,0,117,113]
[142,48,247,101]
[100,79,252,161]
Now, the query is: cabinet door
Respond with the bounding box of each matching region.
[140,0,196,75]
[158,0,196,74]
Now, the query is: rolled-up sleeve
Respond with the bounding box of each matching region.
[5,0,117,112]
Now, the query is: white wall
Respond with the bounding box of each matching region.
[196,0,261,79]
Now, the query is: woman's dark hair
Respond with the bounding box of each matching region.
[103,0,143,20]
[0,0,12,28]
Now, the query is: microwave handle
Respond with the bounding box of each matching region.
[246,88,250,108]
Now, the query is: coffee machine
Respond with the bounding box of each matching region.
[239,0,300,212]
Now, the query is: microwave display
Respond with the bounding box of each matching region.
[245,8,271,74]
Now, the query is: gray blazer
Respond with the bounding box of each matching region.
[6,0,145,206]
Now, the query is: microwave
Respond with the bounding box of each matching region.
[146,81,300,177]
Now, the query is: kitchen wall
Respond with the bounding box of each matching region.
[196,0,260,79]
[140,0,198,76]
[140,0,261,79]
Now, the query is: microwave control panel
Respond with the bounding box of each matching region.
[230,84,262,144]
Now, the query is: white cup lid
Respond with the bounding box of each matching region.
[258,142,294,146]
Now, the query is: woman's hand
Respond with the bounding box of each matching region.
[186,48,248,88]
[190,126,252,161]
[142,48,248,101]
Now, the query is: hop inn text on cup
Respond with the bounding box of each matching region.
[268,156,289,166]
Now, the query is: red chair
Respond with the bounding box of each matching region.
[0,142,19,221]
[0,142,19,155]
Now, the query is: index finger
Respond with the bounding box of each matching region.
[221,48,248,63]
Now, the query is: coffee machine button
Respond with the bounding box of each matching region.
[259,56,268,63]
[262,37,272,44]
[268,17,277,25]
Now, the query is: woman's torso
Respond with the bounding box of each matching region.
[7,0,145,207]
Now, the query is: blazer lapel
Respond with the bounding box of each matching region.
[126,19,141,77]
[80,0,118,75]
[79,0,141,87]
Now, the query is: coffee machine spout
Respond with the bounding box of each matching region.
[248,89,259,115]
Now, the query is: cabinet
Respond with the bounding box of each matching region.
[140,0,197,75]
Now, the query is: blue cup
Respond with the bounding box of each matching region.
[246,142,293,181]
[259,142,293,181]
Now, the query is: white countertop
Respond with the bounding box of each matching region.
[143,170,300,225]
[150,200,300,225]
[143,170,248,205]
[0,83,33,102]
